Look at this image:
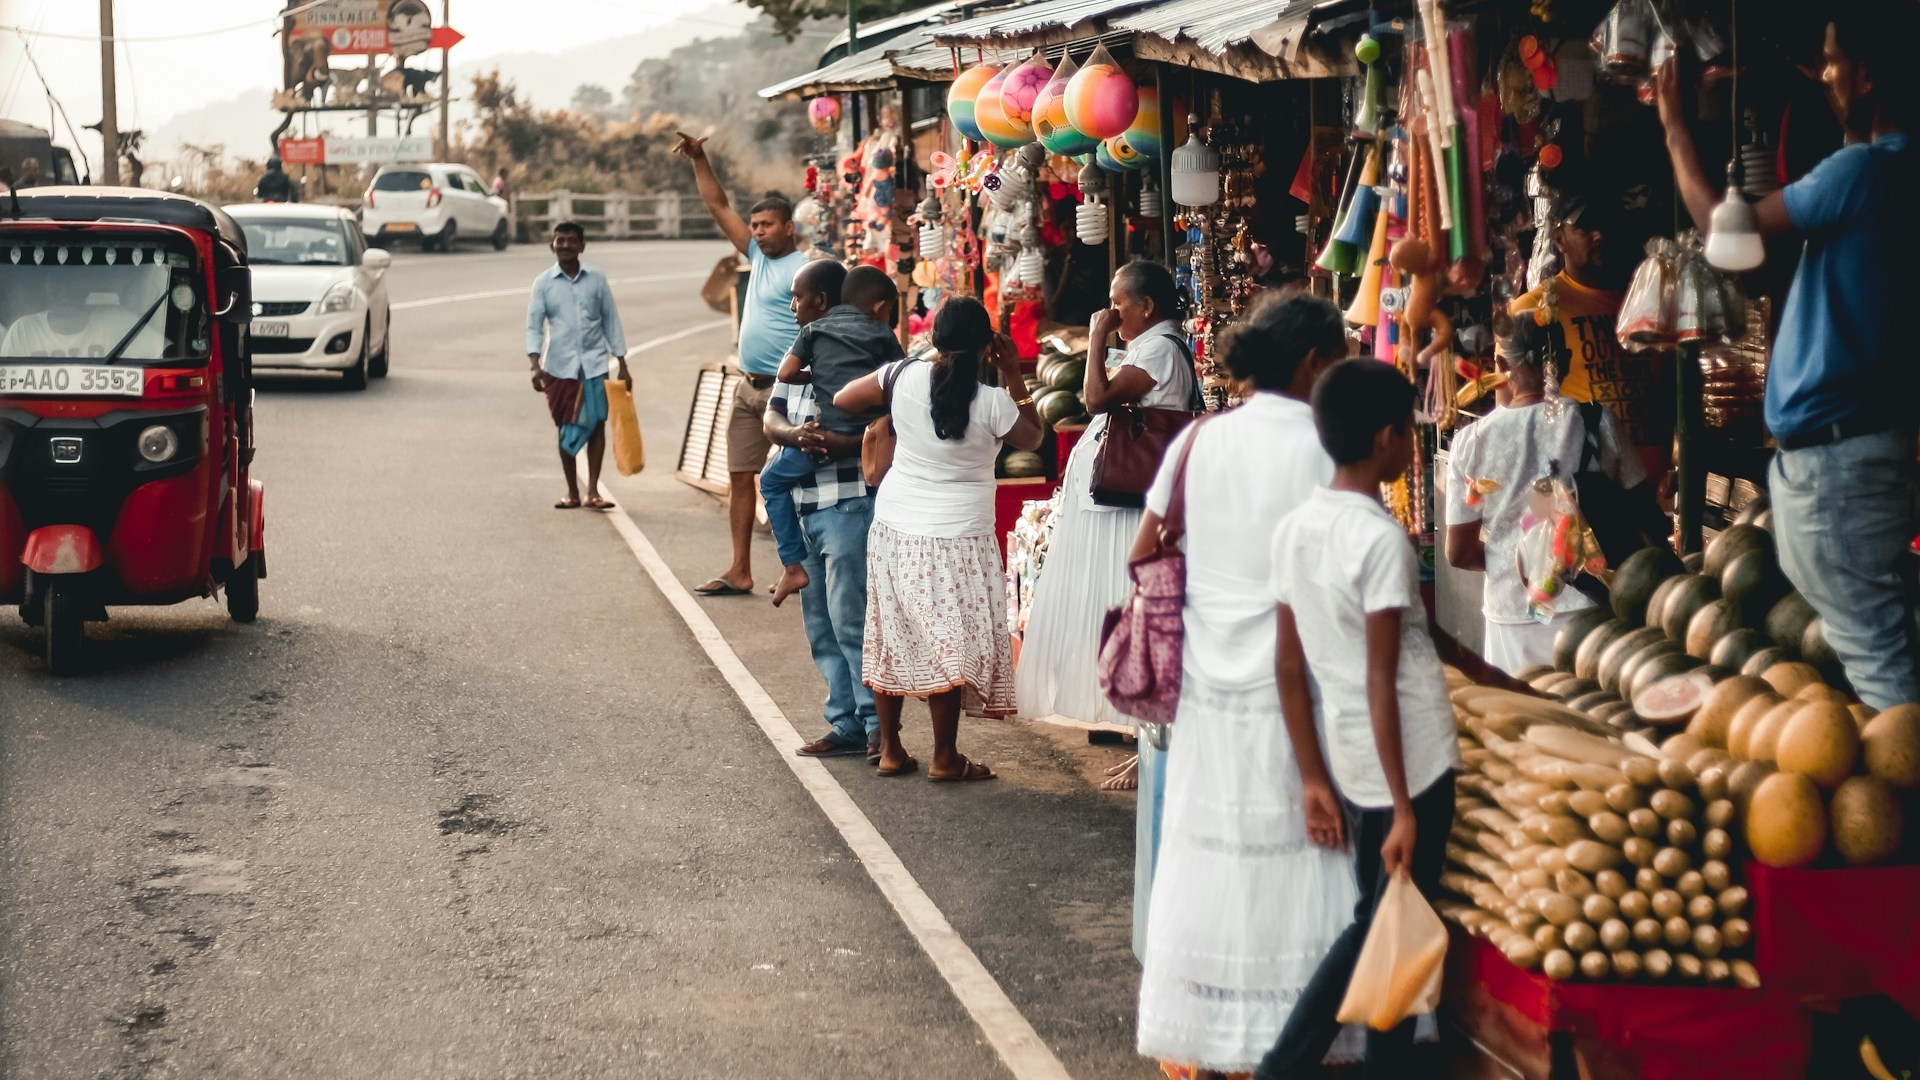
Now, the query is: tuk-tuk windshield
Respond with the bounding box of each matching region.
[0,234,210,366]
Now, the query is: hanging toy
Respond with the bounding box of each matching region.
[998,51,1052,134]
[1033,54,1099,156]
[947,65,1001,142]
[1353,35,1384,135]
[1063,44,1138,140]
[808,96,841,134]
[975,67,1030,148]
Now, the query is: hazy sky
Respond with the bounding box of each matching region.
[0,0,765,170]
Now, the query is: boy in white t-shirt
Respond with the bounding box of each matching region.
[1254,359,1461,1080]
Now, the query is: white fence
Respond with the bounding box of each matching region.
[512,191,722,243]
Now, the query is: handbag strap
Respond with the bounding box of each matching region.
[880,355,920,413]
[1576,402,1604,474]
[1158,413,1213,547]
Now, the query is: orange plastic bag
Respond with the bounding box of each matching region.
[1335,872,1448,1031]
[605,378,645,476]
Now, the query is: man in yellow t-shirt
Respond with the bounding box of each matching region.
[1504,192,1673,480]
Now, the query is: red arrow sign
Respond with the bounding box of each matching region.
[429,26,464,49]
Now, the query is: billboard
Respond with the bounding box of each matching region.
[277,135,434,165]
[284,0,433,59]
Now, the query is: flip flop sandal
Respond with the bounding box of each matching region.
[554,498,582,509]
[929,757,995,783]
[583,497,615,511]
[875,757,919,778]
[693,579,752,596]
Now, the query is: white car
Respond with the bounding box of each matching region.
[226,203,392,390]
[360,162,511,252]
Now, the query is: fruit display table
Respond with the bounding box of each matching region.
[1445,928,1812,1080]
[1748,863,1920,1012]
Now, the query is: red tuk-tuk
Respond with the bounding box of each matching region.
[0,187,266,673]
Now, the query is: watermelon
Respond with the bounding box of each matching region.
[1645,575,1689,630]
[1627,651,1706,706]
[1749,509,1772,532]
[1514,664,1556,684]
[1704,523,1774,579]
[1045,358,1086,393]
[1576,620,1635,682]
[1683,552,1706,573]
[1801,618,1841,679]
[1035,357,1063,384]
[1662,575,1723,643]
[1686,599,1744,660]
[1553,677,1602,701]
[1765,593,1820,649]
[1600,627,1669,695]
[1591,700,1638,723]
[1710,627,1770,672]
[1568,691,1622,713]
[1733,494,1771,526]
[1036,390,1083,425]
[999,449,1048,477]
[1612,548,1686,623]
[1556,609,1616,673]
[1619,639,1684,700]
[1721,547,1790,619]
[1636,668,1718,725]
[1742,646,1795,678]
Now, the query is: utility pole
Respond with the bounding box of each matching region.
[437,0,451,160]
[846,0,860,142]
[98,0,120,185]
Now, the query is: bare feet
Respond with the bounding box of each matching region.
[770,564,810,607]
[1099,755,1139,791]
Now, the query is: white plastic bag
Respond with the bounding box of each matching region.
[1335,872,1449,1031]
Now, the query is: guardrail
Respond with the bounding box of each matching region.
[512,191,723,243]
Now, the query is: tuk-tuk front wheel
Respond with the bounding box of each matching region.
[43,585,84,675]
[227,557,261,624]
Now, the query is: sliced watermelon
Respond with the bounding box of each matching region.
[1634,668,1718,725]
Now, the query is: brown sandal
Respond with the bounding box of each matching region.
[929,756,995,783]
[875,757,919,778]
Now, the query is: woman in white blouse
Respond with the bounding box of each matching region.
[836,297,1046,781]
[1133,292,1367,1075]
[1016,260,1197,789]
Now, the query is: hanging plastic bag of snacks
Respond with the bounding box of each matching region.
[1515,472,1608,622]
[1592,0,1657,84]
[1617,238,1678,352]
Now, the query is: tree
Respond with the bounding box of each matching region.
[732,0,912,42]
[571,83,614,117]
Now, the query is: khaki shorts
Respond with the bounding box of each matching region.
[726,374,775,474]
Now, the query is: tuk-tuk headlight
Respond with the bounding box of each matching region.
[317,280,356,314]
[138,424,180,464]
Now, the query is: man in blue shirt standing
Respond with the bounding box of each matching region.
[527,221,630,510]
[674,131,811,597]
[1658,4,1918,707]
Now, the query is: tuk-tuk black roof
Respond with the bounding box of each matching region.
[3,186,248,260]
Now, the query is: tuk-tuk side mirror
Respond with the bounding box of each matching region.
[217,265,252,324]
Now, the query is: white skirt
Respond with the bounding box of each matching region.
[864,521,1016,718]
[1136,674,1365,1072]
[1015,431,1141,727]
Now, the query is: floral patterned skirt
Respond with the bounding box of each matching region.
[863,520,1016,718]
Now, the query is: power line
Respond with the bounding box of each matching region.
[10,28,94,178]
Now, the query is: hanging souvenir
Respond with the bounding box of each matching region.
[999,52,1051,133]
[947,65,1000,142]
[1033,55,1098,156]
[807,96,841,134]
[1063,44,1138,140]
[974,67,1029,148]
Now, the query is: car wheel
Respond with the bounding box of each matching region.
[435,220,457,252]
[491,219,510,251]
[44,584,84,675]
[369,311,390,378]
[226,556,260,623]
[342,320,370,391]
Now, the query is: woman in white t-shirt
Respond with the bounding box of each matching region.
[835,297,1046,781]
[1015,261,1196,788]
[1445,317,1648,675]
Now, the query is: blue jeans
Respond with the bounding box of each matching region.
[761,446,815,568]
[798,496,877,747]
[1771,430,1920,710]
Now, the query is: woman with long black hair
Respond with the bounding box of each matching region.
[835,297,1047,780]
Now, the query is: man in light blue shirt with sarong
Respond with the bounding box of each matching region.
[527,220,629,510]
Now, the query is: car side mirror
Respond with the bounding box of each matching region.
[362,247,392,272]
[217,265,252,324]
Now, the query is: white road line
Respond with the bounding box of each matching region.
[389,271,706,311]
[627,318,729,354]
[602,508,1076,1080]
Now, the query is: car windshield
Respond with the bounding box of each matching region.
[240,217,350,266]
[0,233,210,366]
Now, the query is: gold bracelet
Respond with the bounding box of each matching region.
[1014,395,1035,407]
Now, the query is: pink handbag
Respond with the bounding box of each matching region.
[1097,415,1211,725]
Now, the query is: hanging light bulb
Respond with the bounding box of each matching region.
[919,224,948,260]
[1705,161,1764,272]
[1016,247,1045,284]
[1169,116,1220,208]
[1137,174,1162,220]
[1077,197,1110,244]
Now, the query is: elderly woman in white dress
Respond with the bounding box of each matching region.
[1133,293,1364,1076]
[1016,260,1196,790]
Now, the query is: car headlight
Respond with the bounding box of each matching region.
[138,424,180,464]
[318,280,357,314]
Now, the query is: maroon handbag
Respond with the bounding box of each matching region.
[1097,415,1211,725]
[1087,338,1201,508]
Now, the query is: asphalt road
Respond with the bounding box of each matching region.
[0,240,1156,1079]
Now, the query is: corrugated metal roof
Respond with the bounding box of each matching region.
[932,0,1159,47]
[759,25,943,98]
[1113,0,1301,55]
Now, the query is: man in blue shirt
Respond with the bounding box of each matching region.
[1657,6,1918,707]
[674,131,810,597]
[526,221,629,510]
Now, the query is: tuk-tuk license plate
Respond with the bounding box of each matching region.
[253,321,290,337]
[0,365,143,397]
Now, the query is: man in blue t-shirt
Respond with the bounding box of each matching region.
[1657,6,1918,708]
[674,131,812,597]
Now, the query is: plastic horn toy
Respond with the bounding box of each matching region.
[947,65,1001,142]
[1345,204,1391,325]
[1316,144,1381,276]
[1354,35,1384,135]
